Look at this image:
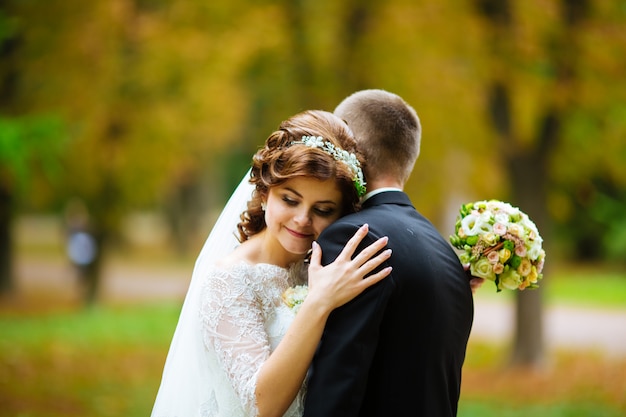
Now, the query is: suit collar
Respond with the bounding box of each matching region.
[361,189,413,209]
[362,187,402,202]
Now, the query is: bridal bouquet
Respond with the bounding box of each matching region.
[450,200,545,292]
[282,285,308,314]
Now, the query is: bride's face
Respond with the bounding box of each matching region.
[263,176,343,259]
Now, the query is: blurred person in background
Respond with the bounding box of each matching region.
[63,198,99,303]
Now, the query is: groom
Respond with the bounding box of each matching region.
[304,90,474,417]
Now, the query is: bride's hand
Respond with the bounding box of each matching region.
[306,224,392,311]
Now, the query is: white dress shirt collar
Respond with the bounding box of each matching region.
[361,187,402,203]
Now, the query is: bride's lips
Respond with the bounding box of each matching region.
[285,227,313,239]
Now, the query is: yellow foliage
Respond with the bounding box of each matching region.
[4,0,626,234]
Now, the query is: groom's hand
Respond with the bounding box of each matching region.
[469,278,485,293]
[463,263,485,294]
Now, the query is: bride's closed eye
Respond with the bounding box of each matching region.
[312,206,336,217]
[281,195,299,206]
[281,195,337,218]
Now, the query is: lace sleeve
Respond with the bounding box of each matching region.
[199,266,271,416]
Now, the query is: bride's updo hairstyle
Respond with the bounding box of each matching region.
[237,110,364,241]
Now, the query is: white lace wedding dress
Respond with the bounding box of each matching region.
[195,261,307,417]
[152,170,308,417]
[153,262,304,417]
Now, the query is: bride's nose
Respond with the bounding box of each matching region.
[293,209,312,226]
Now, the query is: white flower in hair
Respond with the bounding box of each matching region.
[302,135,325,148]
[295,135,367,197]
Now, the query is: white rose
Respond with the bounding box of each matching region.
[481,232,498,246]
[498,269,522,290]
[527,244,543,261]
[470,258,496,281]
[507,224,524,238]
[462,212,493,236]
[494,212,510,225]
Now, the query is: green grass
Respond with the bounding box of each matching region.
[0,303,181,417]
[1,260,625,417]
[458,401,625,417]
[546,267,626,308]
[1,303,180,347]
[458,339,626,417]
[2,301,625,417]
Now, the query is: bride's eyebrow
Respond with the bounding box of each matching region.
[283,187,303,198]
[283,187,338,205]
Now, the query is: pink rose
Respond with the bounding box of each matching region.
[493,222,507,236]
[487,251,500,264]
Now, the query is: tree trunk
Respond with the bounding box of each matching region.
[0,2,20,295]
[484,79,549,367]
[475,0,588,367]
[336,0,378,93]
[0,182,12,294]
[508,112,558,367]
[475,0,547,367]
[283,0,319,108]
[164,173,203,256]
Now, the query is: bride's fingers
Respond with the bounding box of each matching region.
[308,241,322,268]
[351,236,389,267]
[335,224,370,261]
[358,264,393,289]
[354,247,392,278]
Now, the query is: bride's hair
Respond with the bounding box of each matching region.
[237,110,363,241]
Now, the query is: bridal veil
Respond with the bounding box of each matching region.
[151,169,254,417]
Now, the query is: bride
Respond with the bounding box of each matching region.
[151,110,393,417]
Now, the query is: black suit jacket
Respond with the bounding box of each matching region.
[303,191,474,417]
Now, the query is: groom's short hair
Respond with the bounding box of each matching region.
[334,89,421,185]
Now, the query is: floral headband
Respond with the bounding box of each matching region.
[291,135,366,197]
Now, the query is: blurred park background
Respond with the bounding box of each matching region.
[1,0,625,416]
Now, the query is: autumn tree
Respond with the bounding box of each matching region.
[471,0,597,367]
[3,0,625,308]
[0,4,67,294]
[3,0,294,304]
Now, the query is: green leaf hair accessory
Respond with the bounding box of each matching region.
[294,135,366,197]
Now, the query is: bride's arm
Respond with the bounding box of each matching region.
[255,224,392,417]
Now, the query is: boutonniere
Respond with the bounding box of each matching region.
[281,285,308,314]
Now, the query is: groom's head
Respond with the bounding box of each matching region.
[334,89,421,188]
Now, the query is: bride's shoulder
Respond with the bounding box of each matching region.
[214,244,254,270]
[210,245,266,278]
[200,259,252,294]
[207,238,289,281]
[214,238,268,268]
